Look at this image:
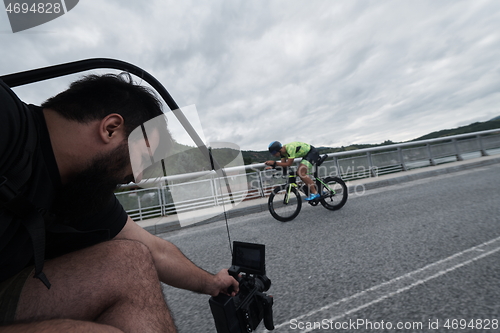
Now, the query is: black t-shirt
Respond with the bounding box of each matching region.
[0,80,128,282]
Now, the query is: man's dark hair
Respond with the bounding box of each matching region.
[41,73,164,136]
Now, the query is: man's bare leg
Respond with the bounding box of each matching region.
[1,319,123,333]
[10,239,176,333]
[298,164,317,194]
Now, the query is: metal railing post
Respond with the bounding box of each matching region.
[157,187,163,216]
[211,176,218,206]
[332,156,340,177]
[137,194,142,221]
[477,134,489,156]
[452,139,463,161]
[257,171,265,197]
[426,143,436,166]
[398,147,407,171]
[367,152,377,177]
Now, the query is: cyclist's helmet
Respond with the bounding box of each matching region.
[268,141,282,155]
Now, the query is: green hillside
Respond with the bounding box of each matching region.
[412,119,500,141]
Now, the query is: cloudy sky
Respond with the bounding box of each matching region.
[1,0,500,151]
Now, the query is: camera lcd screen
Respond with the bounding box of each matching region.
[232,241,265,275]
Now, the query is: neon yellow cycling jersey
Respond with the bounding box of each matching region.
[282,142,311,159]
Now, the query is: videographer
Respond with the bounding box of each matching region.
[0,74,238,332]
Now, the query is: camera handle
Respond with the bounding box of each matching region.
[258,292,274,331]
[228,265,241,279]
[227,265,242,295]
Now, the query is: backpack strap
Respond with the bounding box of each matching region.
[0,112,51,289]
[0,178,51,289]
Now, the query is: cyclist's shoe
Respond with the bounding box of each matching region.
[304,193,320,201]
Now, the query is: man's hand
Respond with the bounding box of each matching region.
[206,269,239,297]
[265,160,276,167]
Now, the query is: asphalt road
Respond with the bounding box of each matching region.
[159,163,500,333]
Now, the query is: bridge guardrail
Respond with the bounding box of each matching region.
[116,129,500,221]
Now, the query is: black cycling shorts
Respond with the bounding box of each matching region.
[300,146,320,169]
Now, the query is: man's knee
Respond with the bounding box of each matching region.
[92,239,156,280]
[14,240,165,326]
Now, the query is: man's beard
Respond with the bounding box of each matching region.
[52,142,131,222]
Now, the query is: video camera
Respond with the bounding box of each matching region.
[209,241,274,333]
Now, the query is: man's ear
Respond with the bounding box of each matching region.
[99,114,125,143]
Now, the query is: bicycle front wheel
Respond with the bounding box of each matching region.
[320,177,348,210]
[268,185,302,222]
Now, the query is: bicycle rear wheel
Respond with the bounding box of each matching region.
[320,176,348,210]
[268,185,302,222]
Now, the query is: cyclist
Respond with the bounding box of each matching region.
[265,141,320,201]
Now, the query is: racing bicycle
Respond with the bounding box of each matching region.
[267,154,348,222]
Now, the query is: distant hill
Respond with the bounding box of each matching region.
[242,150,269,165]
[411,118,500,141]
[241,117,500,165]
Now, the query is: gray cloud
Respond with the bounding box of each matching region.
[2,0,500,151]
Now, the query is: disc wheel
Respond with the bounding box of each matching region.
[268,185,302,222]
[319,177,348,211]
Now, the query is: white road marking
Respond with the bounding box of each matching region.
[269,236,500,332]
